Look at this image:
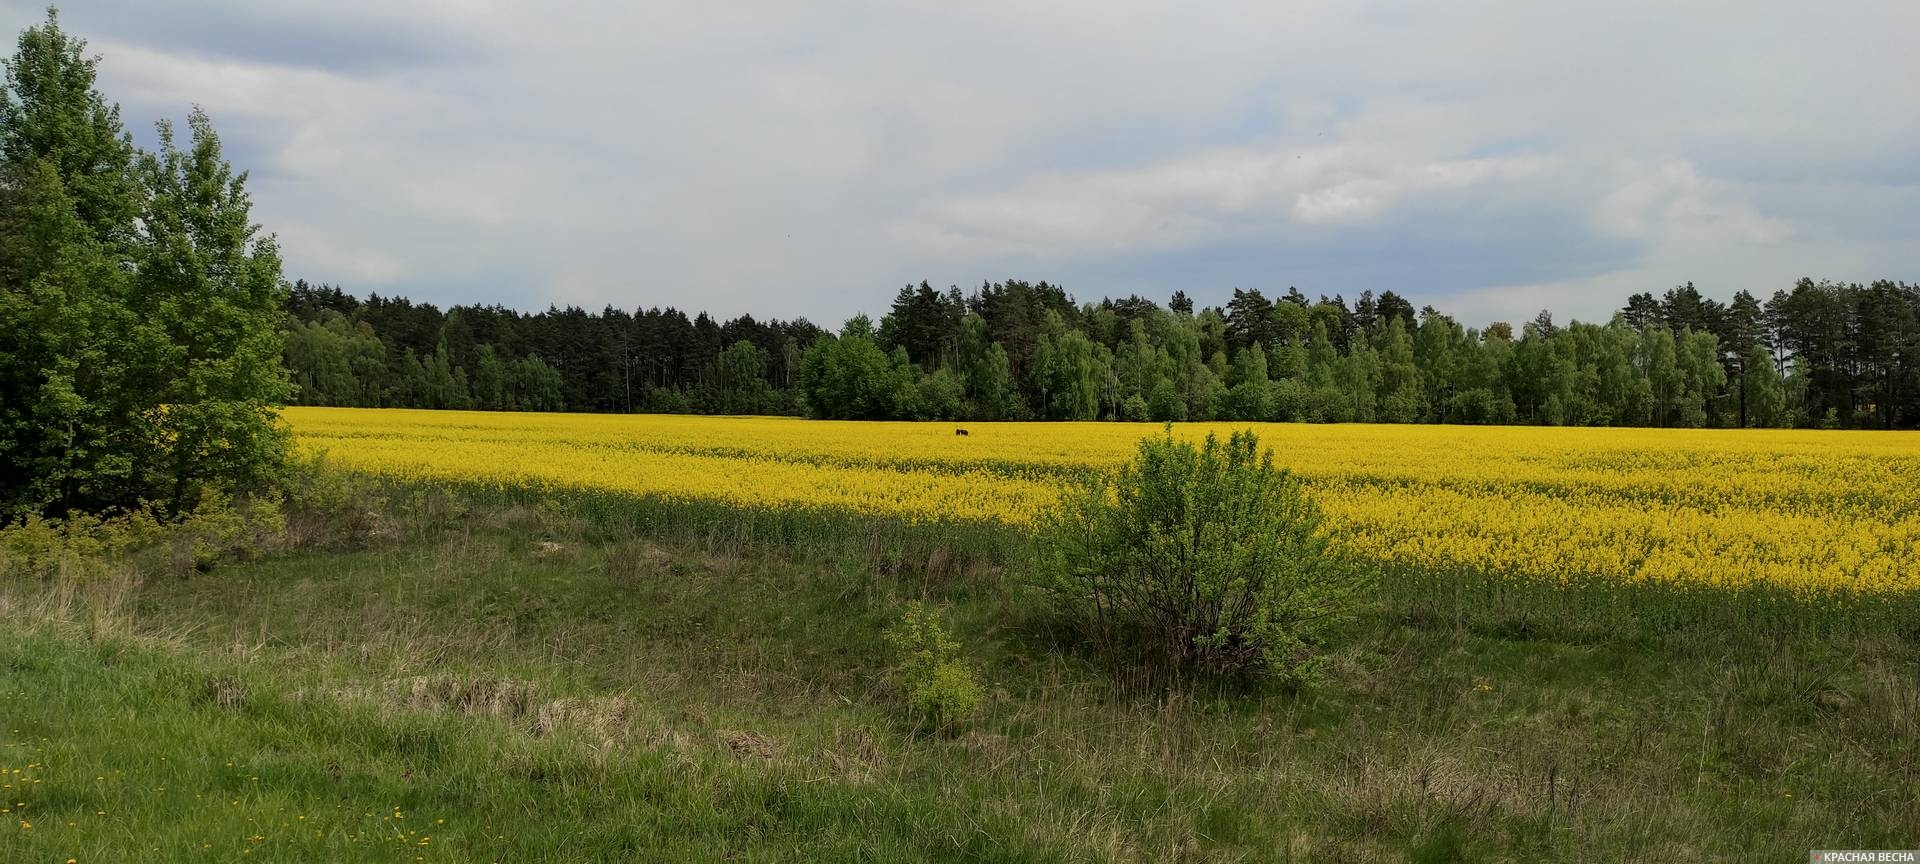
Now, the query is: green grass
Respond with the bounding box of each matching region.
[3,500,1917,861]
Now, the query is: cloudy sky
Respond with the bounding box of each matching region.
[7,1,1916,328]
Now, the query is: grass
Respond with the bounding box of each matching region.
[3,496,1918,862]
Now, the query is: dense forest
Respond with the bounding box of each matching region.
[284,277,1919,429]
[284,276,1920,428]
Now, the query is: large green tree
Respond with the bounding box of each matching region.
[0,10,290,517]
[133,110,294,509]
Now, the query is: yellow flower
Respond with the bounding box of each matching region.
[285,407,1920,597]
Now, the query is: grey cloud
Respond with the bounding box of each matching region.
[3,0,1914,326]
[1,1,471,72]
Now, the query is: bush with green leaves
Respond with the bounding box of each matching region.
[1033,428,1366,686]
[884,602,984,729]
[1,489,284,584]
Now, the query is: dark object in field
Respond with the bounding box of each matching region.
[955,428,969,436]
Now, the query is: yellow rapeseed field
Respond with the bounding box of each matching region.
[285,407,1920,596]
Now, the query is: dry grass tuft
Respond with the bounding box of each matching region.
[535,695,632,744]
[720,729,784,760]
[824,726,884,783]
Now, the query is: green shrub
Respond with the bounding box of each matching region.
[282,455,387,546]
[884,602,984,729]
[1033,429,1366,686]
[1,490,283,584]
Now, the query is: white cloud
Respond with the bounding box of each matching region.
[5,0,1911,325]
[900,145,1552,258]
[1595,160,1792,248]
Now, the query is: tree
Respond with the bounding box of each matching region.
[0,153,139,512]
[1741,343,1786,427]
[878,280,962,371]
[957,311,1016,420]
[0,8,138,244]
[1376,317,1422,423]
[0,12,290,517]
[1770,279,1856,426]
[285,312,384,406]
[1223,342,1271,420]
[1725,290,1767,426]
[1640,326,1681,427]
[1339,344,1380,423]
[800,317,900,420]
[1674,328,1726,427]
[1372,290,1415,336]
[1224,288,1276,353]
[132,109,294,509]
[1035,319,1106,421]
[0,10,142,515]
[1147,378,1186,422]
[1620,292,1663,330]
[712,339,772,414]
[1660,282,1726,339]
[1854,280,1919,429]
[912,367,967,421]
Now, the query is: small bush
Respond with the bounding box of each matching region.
[1,490,283,584]
[283,455,387,546]
[884,602,984,729]
[1033,429,1366,687]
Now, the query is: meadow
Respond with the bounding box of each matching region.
[6,409,1919,861]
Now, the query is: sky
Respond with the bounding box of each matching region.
[5,1,1916,329]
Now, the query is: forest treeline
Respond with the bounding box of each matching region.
[286,276,1920,429]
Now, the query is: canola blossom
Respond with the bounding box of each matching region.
[285,407,1920,596]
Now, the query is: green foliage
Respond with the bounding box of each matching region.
[957,313,1017,420]
[466,344,564,411]
[1033,429,1367,686]
[279,454,387,546]
[1376,316,1422,422]
[0,487,284,583]
[284,312,386,406]
[1267,377,1309,421]
[1035,317,1108,420]
[1741,344,1787,428]
[712,340,774,414]
[1146,378,1187,422]
[911,367,967,421]
[0,7,138,242]
[0,12,290,517]
[799,317,901,420]
[398,343,471,409]
[1222,379,1270,421]
[275,272,1916,430]
[884,602,984,729]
